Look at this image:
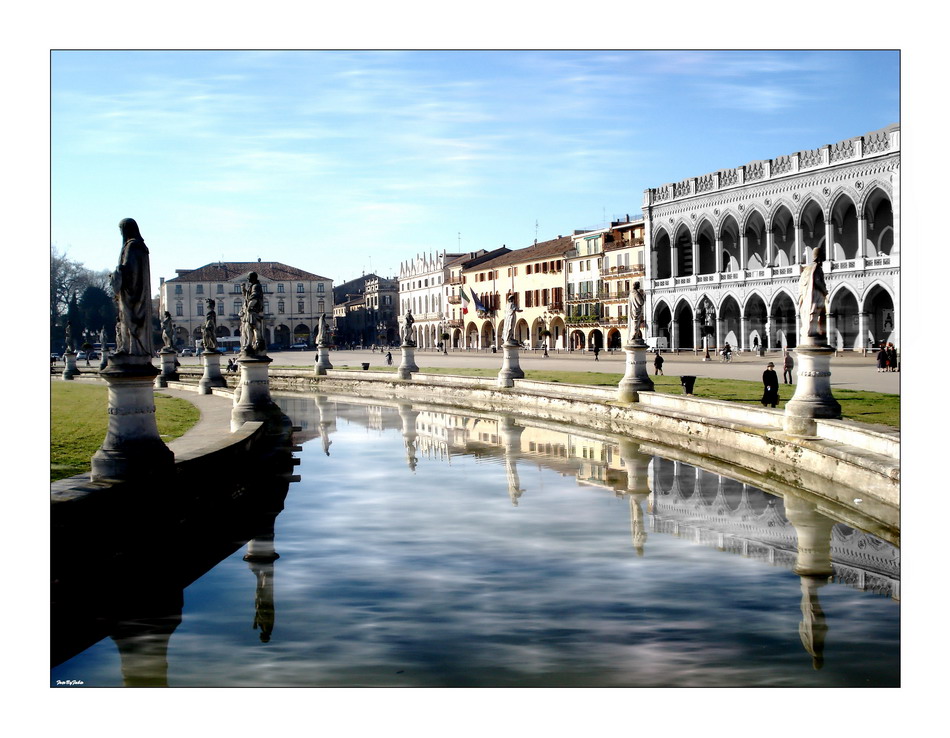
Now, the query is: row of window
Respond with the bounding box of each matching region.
[173,282,325,295]
[174,299,326,317]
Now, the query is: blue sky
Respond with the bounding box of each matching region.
[51,50,899,292]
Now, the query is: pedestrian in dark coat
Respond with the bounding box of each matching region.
[876,347,888,372]
[654,353,664,375]
[761,362,779,408]
[886,343,898,372]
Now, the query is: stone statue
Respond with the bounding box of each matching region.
[99,327,108,351]
[798,247,828,345]
[111,218,154,356]
[65,323,74,353]
[316,313,329,346]
[161,311,175,350]
[626,281,645,343]
[241,272,266,354]
[402,310,415,346]
[202,299,218,351]
[502,294,522,345]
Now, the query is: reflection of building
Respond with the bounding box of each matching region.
[161,261,333,350]
[643,125,900,351]
[648,457,900,598]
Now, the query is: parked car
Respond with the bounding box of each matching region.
[180,348,195,357]
[76,351,87,360]
[290,342,309,350]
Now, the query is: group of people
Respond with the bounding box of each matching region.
[875,343,899,372]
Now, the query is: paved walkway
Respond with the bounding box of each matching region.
[170,348,900,394]
[158,386,235,456]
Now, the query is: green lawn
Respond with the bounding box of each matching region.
[327,364,900,429]
[50,382,200,482]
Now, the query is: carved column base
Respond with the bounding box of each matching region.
[231,355,287,432]
[783,345,841,436]
[397,344,419,380]
[314,345,333,376]
[62,352,80,380]
[497,342,524,388]
[618,342,654,402]
[91,358,173,482]
[198,351,228,394]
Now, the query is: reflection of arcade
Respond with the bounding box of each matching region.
[51,443,298,686]
[293,395,899,671]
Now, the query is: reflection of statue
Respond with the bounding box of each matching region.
[402,310,415,346]
[161,311,175,349]
[798,577,829,670]
[316,313,329,346]
[626,281,645,343]
[502,295,522,345]
[65,323,74,353]
[798,247,828,344]
[202,299,218,351]
[112,218,154,356]
[241,272,266,354]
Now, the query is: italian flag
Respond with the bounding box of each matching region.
[460,289,470,314]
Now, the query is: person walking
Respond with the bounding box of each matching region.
[385,351,393,366]
[782,350,794,384]
[876,345,888,372]
[886,343,898,372]
[593,345,600,361]
[761,361,779,408]
[654,353,664,375]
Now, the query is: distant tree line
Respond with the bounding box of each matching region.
[50,245,117,352]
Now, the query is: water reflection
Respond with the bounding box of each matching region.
[52,393,899,687]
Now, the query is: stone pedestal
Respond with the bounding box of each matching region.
[198,350,228,395]
[90,355,174,482]
[314,344,333,375]
[62,351,80,380]
[783,345,841,436]
[617,341,654,402]
[231,354,286,432]
[497,342,524,388]
[155,348,179,388]
[397,343,419,380]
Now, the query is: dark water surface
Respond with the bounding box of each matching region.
[51,395,899,687]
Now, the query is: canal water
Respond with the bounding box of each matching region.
[51,394,900,687]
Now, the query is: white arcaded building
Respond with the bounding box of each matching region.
[642,124,899,352]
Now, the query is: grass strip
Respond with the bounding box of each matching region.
[50,382,200,482]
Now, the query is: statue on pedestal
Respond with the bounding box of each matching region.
[112,218,154,357]
[626,281,645,343]
[241,272,266,354]
[65,323,74,354]
[798,247,828,345]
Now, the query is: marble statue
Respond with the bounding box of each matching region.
[402,310,415,346]
[99,327,108,350]
[798,247,828,344]
[502,294,522,345]
[316,313,329,346]
[161,311,175,350]
[241,272,266,353]
[202,299,218,351]
[626,281,645,343]
[112,218,154,356]
[65,323,74,353]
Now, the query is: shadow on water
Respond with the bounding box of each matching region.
[50,431,297,684]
